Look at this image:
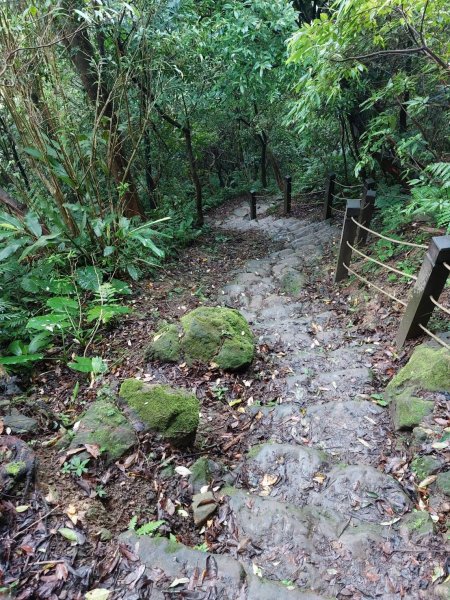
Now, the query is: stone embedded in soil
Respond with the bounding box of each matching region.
[280,269,305,296]
[308,464,411,523]
[234,443,329,504]
[191,491,218,526]
[390,391,434,431]
[436,471,450,496]
[189,456,223,493]
[400,510,434,542]
[411,455,442,480]
[1,409,37,434]
[145,322,181,363]
[146,306,255,371]
[66,398,136,463]
[223,486,391,593]
[387,345,450,394]
[119,379,199,447]
[0,435,35,493]
[118,532,325,600]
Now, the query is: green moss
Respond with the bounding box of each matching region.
[68,398,136,463]
[391,390,434,431]
[387,346,450,393]
[146,307,254,371]
[436,471,450,496]
[402,510,434,539]
[5,461,26,476]
[165,536,182,554]
[411,455,441,480]
[119,379,199,447]
[247,443,266,459]
[146,323,181,363]
[180,307,254,370]
[190,457,212,486]
[280,270,305,296]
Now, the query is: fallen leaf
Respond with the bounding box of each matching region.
[58,528,83,544]
[175,466,192,477]
[418,475,437,488]
[84,444,101,459]
[15,505,30,513]
[169,578,190,588]
[85,590,110,600]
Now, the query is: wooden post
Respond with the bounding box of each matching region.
[396,236,450,347]
[364,178,376,192]
[356,188,377,246]
[284,176,292,215]
[323,173,336,220]
[249,191,257,220]
[334,199,361,282]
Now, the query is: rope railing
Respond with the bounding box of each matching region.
[444,262,450,272]
[430,296,450,317]
[334,180,364,189]
[343,263,407,306]
[418,324,450,350]
[350,217,428,249]
[346,242,417,280]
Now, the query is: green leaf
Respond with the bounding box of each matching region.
[110,279,132,295]
[86,305,130,324]
[26,314,71,332]
[136,520,165,536]
[24,212,42,238]
[58,528,79,543]
[68,356,94,373]
[103,245,115,257]
[46,297,79,314]
[127,264,139,280]
[8,340,26,356]
[76,266,103,291]
[0,354,43,365]
[0,242,24,261]
[18,233,61,262]
[28,333,52,353]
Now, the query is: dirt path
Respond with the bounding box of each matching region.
[120,198,444,599]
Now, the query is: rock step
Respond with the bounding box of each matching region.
[119,533,326,600]
[221,486,429,598]
[251,400,389,463]
[232,444,410,521]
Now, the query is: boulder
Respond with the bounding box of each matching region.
[67,398,136,463]
[390,391,433,431]
[191,491,218,526]
[119,379,199,447]
[387,346,450,394]
[436,471,450,496]
[2,408,37,434]
[411,455,442,480]
[146,307,254,371]
[189,456,223,493]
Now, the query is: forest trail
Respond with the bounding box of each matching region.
[122,199,442,599]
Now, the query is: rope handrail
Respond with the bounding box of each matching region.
[350,217,428,249]
[334,180,364,189]
[444,262,450,272]
[347,242,417,280]
[430,295,450,317]
[418,324,450,350]
[343,263,407,306]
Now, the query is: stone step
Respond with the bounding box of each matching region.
[232,443,411,521]
[251,400,389,463]
[221,487,420,598]
[119,532,326,600]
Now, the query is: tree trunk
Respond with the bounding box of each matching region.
[62,7,144,219]
[259,133,268,188]
[183,127,203,227]
[267,147,284,191]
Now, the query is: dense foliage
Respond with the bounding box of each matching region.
[1,0,449,368]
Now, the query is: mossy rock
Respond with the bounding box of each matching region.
[387,346,450,394]
[189,456,223,492]
[67,398,136,463]
[146,323,181,363]
[119,379,199,447]
[436,471,450,496]
[280,269,305,297]
[411,455,442,481]
[391,390,433,431]
[400,510,434,541]
[146,307,254,371]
